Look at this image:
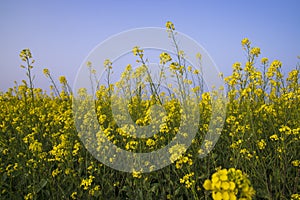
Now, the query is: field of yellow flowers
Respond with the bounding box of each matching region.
[0,22,299,200]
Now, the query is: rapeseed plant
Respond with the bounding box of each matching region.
[0,22,299,199]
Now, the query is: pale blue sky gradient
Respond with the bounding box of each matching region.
[1,0,299,91]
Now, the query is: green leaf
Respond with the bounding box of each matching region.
[138,190,143,200]
[35,179,48,193]
[174,187,181,196]
[1,173,7,182]
[150,183,159,193]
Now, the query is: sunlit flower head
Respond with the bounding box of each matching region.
[166,21,175,30]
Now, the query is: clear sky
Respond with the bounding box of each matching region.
[1,0,299,92]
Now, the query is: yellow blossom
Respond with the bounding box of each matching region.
[241,38,250,46]
[165,21,175,30]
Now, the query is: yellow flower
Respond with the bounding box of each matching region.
[291,194,300,200]
[221,181,230,190]
[132,46,143,56]
[169,144,186,163]
[270,60,282,68]
[180,172,195,188]
[256,139,266,150]
[232,62,242,71]
[212,191,222,200]
[65,168,72,175]
[270,134,279,141]
[52,168,62,177]
[261,57,268,64]
[196,52,202,59]
[250,47,261,57]
[204,168,254,200]
[193,69,199,74]
[72,141,81,156]
[132,170,142,178]
[241,38,250,46]
[292,160,300,167]
[229,181,235,190]
[203,179,212,190]
[43,68,50,77]
[71,192,77,200]
[146,138,156,147]
[29,140,42,153]
[59,76,67,84]
[222,191,230,200]
[104,59,112,67]
[165,21,175,30]
[80,175,95,190]
[219,169,228,181]
[89,185,100,196]
[24,193,33,200]
[20,48,32,61]
[125,64,132,72]
[160,52,172,64]
[125,140,138,150]
[86,61,92,67]
[279,125,292,135]
[113,181,120,187]
[229,192,237,200]
[169,62,180,71]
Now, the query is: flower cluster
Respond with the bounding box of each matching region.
[165,21,175,30]
[160,52,172,64]
[203,168,255,200]
[180,172,195,189]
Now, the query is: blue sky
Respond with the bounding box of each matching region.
[1,0,300,92]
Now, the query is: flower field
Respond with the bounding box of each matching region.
[0,22,299,200]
